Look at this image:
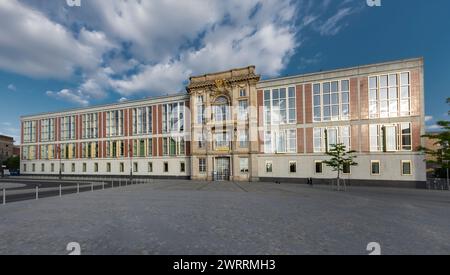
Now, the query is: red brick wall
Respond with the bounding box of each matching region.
[360,77,369,119]
[410,69,421,117]
[158,137,163,157]
[296,85,304,124]
[360,124,369,152]
[412,121,421,151]
[297,128,304,154]
[305,128,313,153]
[349,78,359,120]
[152,106,157,135]
[36,120,40,143]
[304,84,312,124]
[351,125,360,152]
[157,105,163,135]
[153,138,157,157]
[124,139,129,157]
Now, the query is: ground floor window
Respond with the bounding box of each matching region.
[32,164,35,172]
[164,162,169,173]
[23,164,27,172]
[106,163,111,173]
[343,163,351,174]
[61,163,65,173]
[71,163,75,173]
[134,162,138,173]
[240,158,249,173]
[41,163,45,172]
[289,161,297,173]
[401,160,412,176]
[94,163,98,173]
[180,162,186,173]
[148,162,153,173]
[51,163,54,173]
[119,162,124,173]
[82,163,87,173]
[371,160,380,175]
[265,161,273,173]
[199,158,206,173]
[315,161,323,174]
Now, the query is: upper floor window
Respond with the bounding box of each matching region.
[106,110,124,137]
[132,106,153,135]
[314,126,351,153]
[40,118,55,142]
[313,80,349,122]
[369,72,410,119]
[82,113,98,139]
[196,96,205,124]
[369,123,412,152]
[162,137,185,156]
[213,96,230,122]
[61,116,76,140]
[239,89,247,97]
[238,100,249,120]
[23,121,36,143]
[264,87,296,126]
[162,102,185,133]
[264,129,296,154]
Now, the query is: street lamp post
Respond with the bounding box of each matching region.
[57,145,62,180]
[129,142,133,183]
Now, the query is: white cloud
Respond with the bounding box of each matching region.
[427,124,443,131]
[46,89,89,106]
[6,0,361,104]
[425,116,433,122]
[7,84,16,91]
[118,97,128,103]
[0,0,115,79]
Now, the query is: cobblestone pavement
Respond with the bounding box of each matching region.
[0,180,449,255]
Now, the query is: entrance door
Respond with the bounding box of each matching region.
[215,157,230,181]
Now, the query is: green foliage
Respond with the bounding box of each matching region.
[3,156,20,170]
[323,143,358,179]
[421,99,450,170]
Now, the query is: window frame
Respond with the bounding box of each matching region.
[401,160,412,176]
[371,160,381,176]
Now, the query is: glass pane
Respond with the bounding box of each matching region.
[380,75,388,87]
[369,77,377,89]
[401,86,410,98]
[369,89,378,100]
[313,84,320,95]
[314,95,321,106]
[289,87,296,98]
[401,72,410,85]
[331,105,339,117]
[331,93,339,104]
[372,162,380,174]
[280,88,286,99]
[389,87,398,100]
[342,104,349,116]
[323,94,330,105]
[341,80,349,91]
[342,92,349,103]
[273,89,279,99]
[403,162,411,175]
[323,82,330,94]
[264,90,271,100]
[380,88,388,100]
[323,106,331,117]
[389,74,397,86]
[331,81,338,93]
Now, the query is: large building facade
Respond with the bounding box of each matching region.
[20,58,427,187]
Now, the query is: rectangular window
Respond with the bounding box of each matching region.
[263,87,297,125]
[148,162,153,173]
[265,129,297,154]
[314,126,351,153]
[107,163,111,173]
[266,161,273,173]
[164,162,169,173]
[313,80,349,122]
[369,72,410,118]
[289,161,297,173]
[162,102,185,133]
[134,162,138,173]
[371,161,380,175]
[315,161,323,174]
[41,163,45,172]
[239,89,247,97]
[106,110,124,137]
[180,162,186,173]
[71,163,75,173]
[196,96,205,124]
[239,129,249,148]
[82,163,87,173]
[343,163,351,174]
[132,106,152,135]
[240,158,249,173]
[82,113,98,139]
[401,123,412,151]
[40,118,55,142]
[120,162,124,173]
[238,100,249,120]
[51,163,54,173]
[32,164,35,172]
[94,163,98,173]
[23,164,27,172]
[61,163,65,173]
[199,158,206,173]
[401,161,412,176]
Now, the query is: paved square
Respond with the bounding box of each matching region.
[0,180,449,255]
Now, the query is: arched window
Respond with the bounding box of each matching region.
[214,96,230,121]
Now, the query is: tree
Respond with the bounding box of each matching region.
[323,143,358,191]
[3,156,20,171]
[421,98,450,181]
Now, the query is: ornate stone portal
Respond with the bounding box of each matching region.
[187,66,260,182]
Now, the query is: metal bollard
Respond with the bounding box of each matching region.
[77,183,80,194]
[102,182,105,190]
[91,182,94,192]
[2,188,5,205]
[59,185,62,197]
[36,186,39,200]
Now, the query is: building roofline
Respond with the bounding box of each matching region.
[21,92,189,119]
[258,57,424,84]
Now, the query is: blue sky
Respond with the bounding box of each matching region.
[1,0,449,144]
